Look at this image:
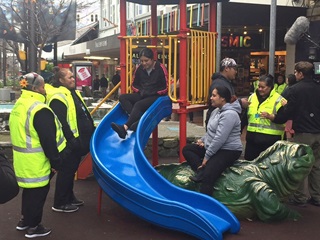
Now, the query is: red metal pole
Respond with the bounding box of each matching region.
[178,0,188,163]
[209,0,217,33]
[119,0,127,93]
[151,0,159,166]
[151,0,158,48]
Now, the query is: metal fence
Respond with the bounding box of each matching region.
[124,29,216,105]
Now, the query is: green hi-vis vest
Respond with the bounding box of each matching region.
[247,88,285,136]
[45,84,78,137]
[253,80,259,92]
[274,83,287,95]
[9,90,66,188]
[45,85,88,139]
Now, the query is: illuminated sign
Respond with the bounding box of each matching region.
[221,35,252,48]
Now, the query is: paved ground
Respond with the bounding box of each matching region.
[1,167,320,240]
[1,114,320,239]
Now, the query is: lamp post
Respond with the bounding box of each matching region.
[28,0,37,72]
[2,40,7,86]
[269,0,277,77]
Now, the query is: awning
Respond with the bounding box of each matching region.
[72,21,99,45]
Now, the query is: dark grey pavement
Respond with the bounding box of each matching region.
[1,116,320,239]
[1,167,320,240]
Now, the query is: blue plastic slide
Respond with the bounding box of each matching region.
[90,96,240,240]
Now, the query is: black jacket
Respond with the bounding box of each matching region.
[111,74,120,86]
[0,153,19,204]
[277,78,320,133]
[100,77,108,88]
[49,90,95,157]
[209,74,235,97]
[132,61,168,97]
[34,108,69,170]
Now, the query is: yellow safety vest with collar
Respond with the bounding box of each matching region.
[46,85,87,139]
[9,90,66,188]
[247,88,285,136]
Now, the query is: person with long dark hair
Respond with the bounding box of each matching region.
[111,47,168,139]
[182,86,242,196]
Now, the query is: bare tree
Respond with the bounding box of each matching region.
[0,0,77,73]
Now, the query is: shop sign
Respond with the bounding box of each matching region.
[73,63,93,90]
[221,35,252,48]
[95,40,108,48]
[222,34,263,49]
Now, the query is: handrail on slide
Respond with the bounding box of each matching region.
[90,96,240,240]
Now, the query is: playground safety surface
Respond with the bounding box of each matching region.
[1,118,320,240]
[1,163,320,240]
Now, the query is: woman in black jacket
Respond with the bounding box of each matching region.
[48,68,95,213]
[111,47,168,139]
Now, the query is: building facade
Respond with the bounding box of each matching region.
[48,0,314,93]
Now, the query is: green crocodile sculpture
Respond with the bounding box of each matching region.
[156,141,315,222]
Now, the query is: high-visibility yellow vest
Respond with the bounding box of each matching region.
[253,80,259,92]
[46,85,86,138]
[274,83,287,95]
[9,90,66,188]
[247,88,285,136]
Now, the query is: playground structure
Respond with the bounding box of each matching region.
[85,1,241,239]
[86,0,219,162]
[91,96,240,240]
[118,0,219,162]
[79,0,221,175]
[123,31,216,105]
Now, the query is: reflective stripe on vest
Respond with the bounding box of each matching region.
[12,101,65,153]
[16,175,50,184]
[46,87,78,136]
[9,90,66,188]
[248,122,285,131]
[247,90,285,136]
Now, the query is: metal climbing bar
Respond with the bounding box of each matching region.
[123,31,216,106]
[189,29,217,104]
